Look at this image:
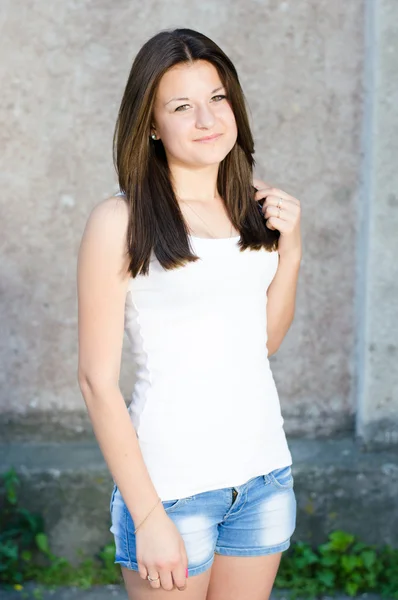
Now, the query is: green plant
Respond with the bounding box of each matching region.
[275,530,398,598]
[0,468,46,585]
[0,468,122,589]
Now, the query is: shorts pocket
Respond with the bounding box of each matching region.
[162,496,193,513]
[269,466,294,490]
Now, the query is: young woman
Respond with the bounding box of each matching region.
[77,28,301,600]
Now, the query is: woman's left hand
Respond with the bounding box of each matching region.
[253,178,302,262]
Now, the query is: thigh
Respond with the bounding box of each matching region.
[206,553,282,600]
[122,567,212,600]
[207,467,296,600]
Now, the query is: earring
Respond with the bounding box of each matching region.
[151,133,157,140]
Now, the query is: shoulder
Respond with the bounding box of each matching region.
[87,194,129,233]
[79,194,131,275]
[82,194,130,250]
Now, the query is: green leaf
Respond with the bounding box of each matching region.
[21,550,32,562]
[35,533,50,555]
[345,581,359,596]
[329,530,355,551]
[317,569,335,587]
[0,541,19,561]
[352,541,369,553]
[319,553,339,567]
[341,554,361,572]
[3,468,20,506]
[361,549,377,569]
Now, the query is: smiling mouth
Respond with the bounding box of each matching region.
[194,134,222,142]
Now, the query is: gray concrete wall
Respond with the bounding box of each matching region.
[356,0,398,449]
[1,0,395,444]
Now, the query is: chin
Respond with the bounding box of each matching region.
[189,156,228,168]
[193,145,234,165]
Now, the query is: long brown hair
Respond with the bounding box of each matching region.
[113,28,279,277]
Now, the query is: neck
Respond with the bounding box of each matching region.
[169,161,220,203]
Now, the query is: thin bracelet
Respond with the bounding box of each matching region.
[134,497,162,534]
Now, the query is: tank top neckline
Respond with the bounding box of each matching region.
[189,233,240,242]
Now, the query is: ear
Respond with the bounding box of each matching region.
[150,122,160,140]
[150,128,160,141]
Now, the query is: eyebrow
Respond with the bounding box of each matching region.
[165,86,225,106]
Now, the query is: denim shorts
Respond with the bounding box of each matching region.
[109,466,296,577]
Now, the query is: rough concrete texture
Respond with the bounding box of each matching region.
[1,439,397,565]
[0,584,387,600]
[0,1,365,438]
[355,0,398,448]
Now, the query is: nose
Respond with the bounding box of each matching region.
[195,104,215,129]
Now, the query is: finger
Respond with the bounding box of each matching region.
[138,562,148,580]
[147,571,161,589]
[159,569,174,592]
[254,187,273,202]
[267,187,299,204]
[172,564,188,591]
[254,189,291,206]
[253,178,273,191]
[266,216,284,231]
[172,569,187,591]
[256,186,300,206]
[263,204,293,222]
[263,195,299,211]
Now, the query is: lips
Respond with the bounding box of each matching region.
[194,133,222,142]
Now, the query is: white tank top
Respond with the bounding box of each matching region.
[116,192,292,500]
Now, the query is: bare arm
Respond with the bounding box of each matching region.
[252,179,302,356]
[77,197,162,525]
[77,197,189,591]
[266,256,301,356]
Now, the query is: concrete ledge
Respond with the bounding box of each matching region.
[0,438,397,564]
[0,410,359,443]
[0,411,95,443]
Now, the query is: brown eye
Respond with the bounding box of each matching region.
[175,104,190,112]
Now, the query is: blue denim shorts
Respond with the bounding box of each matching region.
[109,466,296,577]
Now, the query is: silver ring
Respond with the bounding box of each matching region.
[277,207,281,219]
[147,575,160,582]
[277,198,283,209]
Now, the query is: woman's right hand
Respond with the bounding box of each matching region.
[136,506,188,592]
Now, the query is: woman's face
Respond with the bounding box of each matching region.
[152,60,238,168]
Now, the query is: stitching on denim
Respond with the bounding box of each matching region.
[222,485,248,521]
[270,473,294,489]
[215,538,291,555]
[269,466,294,489]
[124,503,133,569]
[216,539,291,552]
[163,495,193,513]
[109,484,117,514]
